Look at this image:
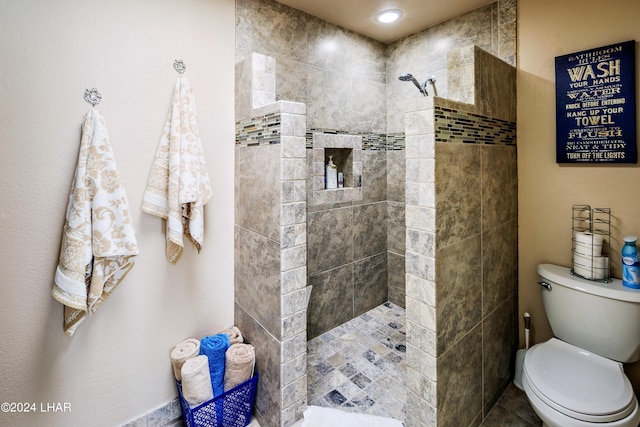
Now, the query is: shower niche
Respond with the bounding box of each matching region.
[325,148,353,188]
[310,133,362,205]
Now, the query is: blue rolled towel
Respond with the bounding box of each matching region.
[199,333,230,396]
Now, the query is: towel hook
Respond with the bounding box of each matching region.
[173,60,186,74]
[83,88,102,107]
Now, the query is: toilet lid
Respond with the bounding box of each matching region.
[524,338,635,419]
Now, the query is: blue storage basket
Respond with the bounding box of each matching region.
[177,373,258,427]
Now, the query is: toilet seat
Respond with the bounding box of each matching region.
[523,338,636,423]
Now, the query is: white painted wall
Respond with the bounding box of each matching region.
[0,1,235,425]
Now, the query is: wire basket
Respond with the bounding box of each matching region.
[571,205,611,282]
[177,373,258,427]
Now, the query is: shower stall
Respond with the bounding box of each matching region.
[234,1,517,426]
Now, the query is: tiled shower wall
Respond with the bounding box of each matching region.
[235,1,517,426]
[404,46,517,426]
[235,101,308,427]
[386,0,516,133]
[236,0,516,337]
[236,0,387,134]
[236,0,516,133]
[306,148,389,339]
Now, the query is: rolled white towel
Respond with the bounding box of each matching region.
[219,326,244,345]
[181,355,214,407]
[224,343,255,391]
[170,338,200,381]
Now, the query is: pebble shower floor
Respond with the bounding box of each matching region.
[306,302,407,422]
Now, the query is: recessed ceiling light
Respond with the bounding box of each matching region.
[375,9,403,24]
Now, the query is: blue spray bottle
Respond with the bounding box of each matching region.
[622,236,640,288]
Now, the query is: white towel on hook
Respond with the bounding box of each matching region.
[142,75,212,264]
[52,108,139,336]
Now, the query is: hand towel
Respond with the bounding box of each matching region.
[52,108,139,336]
[223,343,255,392]
[142,75,212,264]
[181,355,214,408]
[199,333,230,397]
[219,326,244,345]
[171,338,201,381]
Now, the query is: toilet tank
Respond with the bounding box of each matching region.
[538,263,640,363]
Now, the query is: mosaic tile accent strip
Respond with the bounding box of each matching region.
[237,107,515,149]
[306,129,398,151]
[362,133,388,151]
[387,133,405,151]
[307,302,407,422]
[306,129,347,149]
[236,122,394,151]
[435,106,516,145]
[236,112,281,146]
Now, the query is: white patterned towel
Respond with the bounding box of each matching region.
[142,75,212,264]
[52,108,139,336]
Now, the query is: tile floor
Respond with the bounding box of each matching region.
[307,301,408,420]
[481,384,542,426]
[306,301,542,426]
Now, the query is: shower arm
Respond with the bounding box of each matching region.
[421,76,437,97]
[420,81,429,96]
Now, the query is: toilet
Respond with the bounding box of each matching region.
[522,264,640,427]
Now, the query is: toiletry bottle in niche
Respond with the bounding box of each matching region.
[337,172,344,188]
[326,156,337,189]
[622,235,640,288]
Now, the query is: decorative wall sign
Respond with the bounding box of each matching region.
[555,40,636,163]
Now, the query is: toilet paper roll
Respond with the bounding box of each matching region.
[575,231,604,245]
[574,232,604,256]
[574,252,608,269]
[575,242,602,257]
[573,253,609,279]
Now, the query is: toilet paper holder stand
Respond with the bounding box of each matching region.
[571,204,612,283]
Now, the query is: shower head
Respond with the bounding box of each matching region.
[398,73,427,96]
[398,73,418,82]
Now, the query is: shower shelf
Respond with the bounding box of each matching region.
[324,148,353,189]
[311,132,363,205]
